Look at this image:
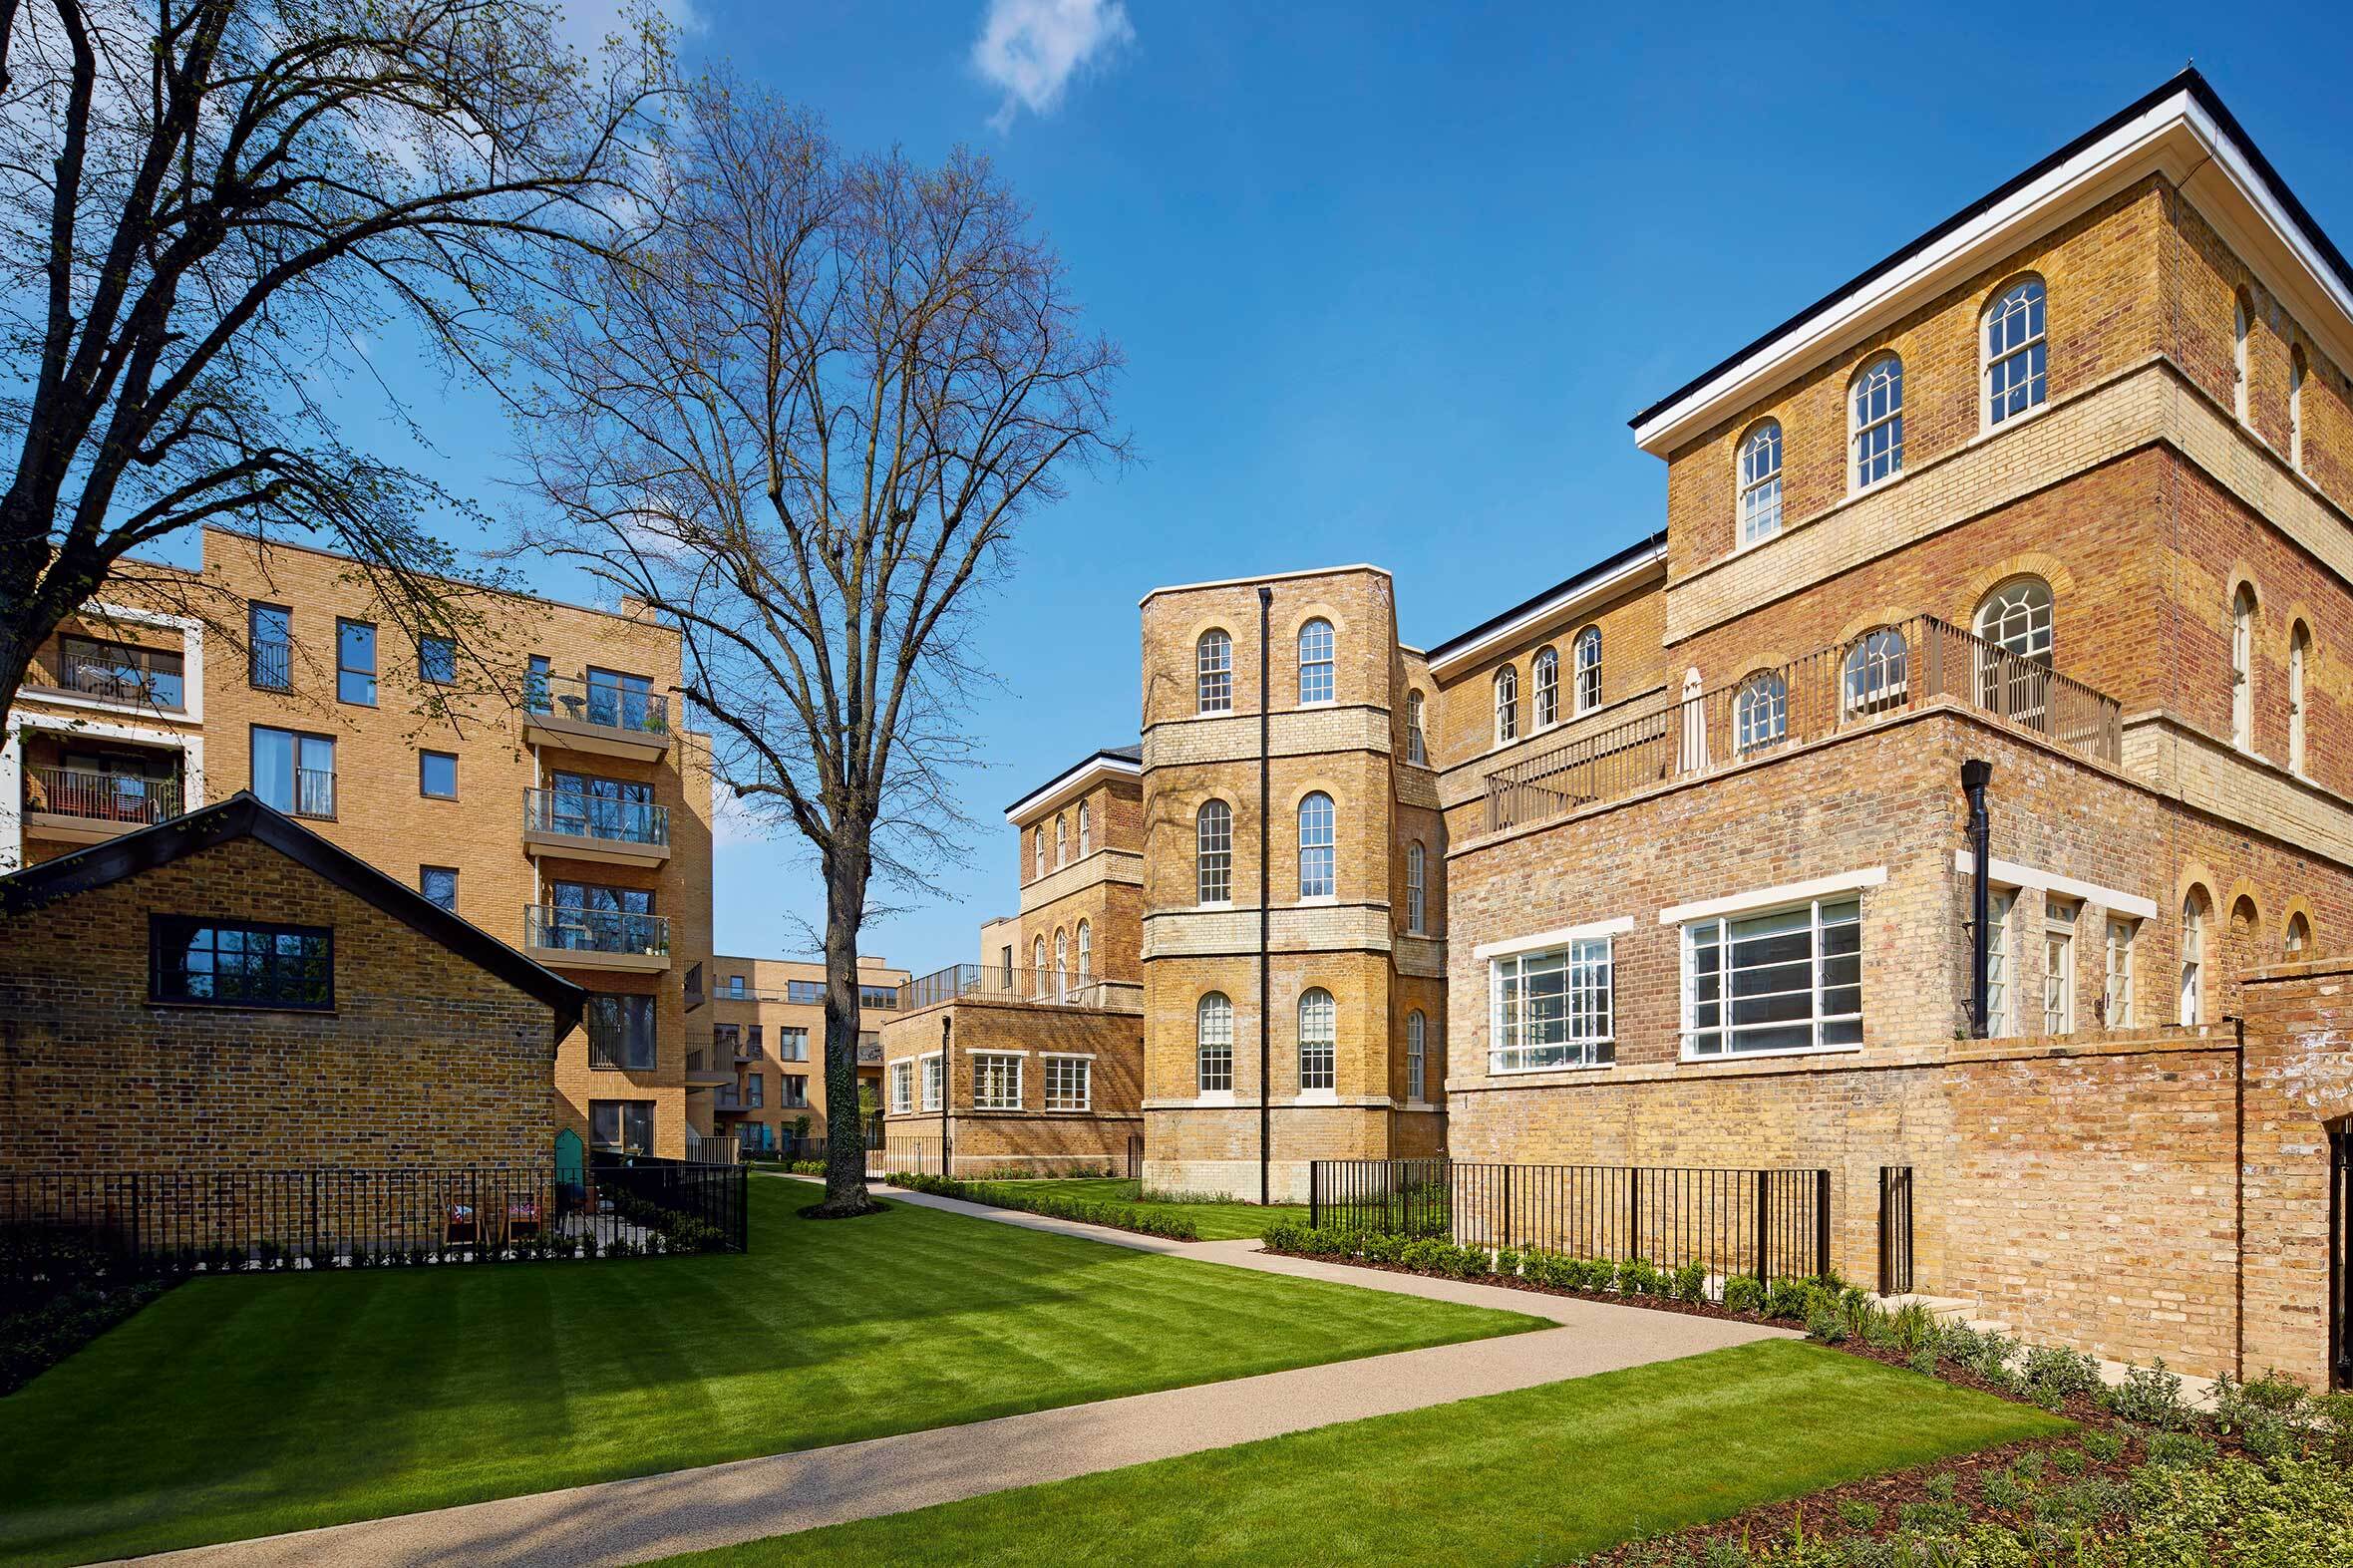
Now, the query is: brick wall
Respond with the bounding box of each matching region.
[879,996,1144,1175]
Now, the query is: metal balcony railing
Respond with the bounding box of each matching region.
[31,637,186,710]
[292,768,336,819]
[522,905,671,957]
[524,671,670,737]
[1483,614,2124,835]
[249,638,293,691]
[522,787,670,846]
[23,765,182,826]
[898,962,1130,1011]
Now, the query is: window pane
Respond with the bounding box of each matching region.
[337,621,376,705]
[420,752,457,798]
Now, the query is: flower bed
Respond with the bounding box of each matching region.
[887,1173,1199,1241]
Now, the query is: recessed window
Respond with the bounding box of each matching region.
[1573,626,1602,714]
[420,635,457,686]
[2102,918,2136,1028]
[1196,799,1232,903]
[973,1052,1022,1110]
[1406,691,1427,765]
[1850,354,1904,489]
[1197,992,1233,1093]
[780,1074,808,1107]
[2180,893,2206,1026]
[1842,628,1909,717]
[589,1099,653,1155]
[1733,671,1787,754]
[2233,291,2252,424]
[1055,813,1068,867]
[420,751,458,799]
[1298,618,1335,704]
[152,916,332,1010]
[1492,937,1613,1072]
[2291,345,2308,469]
[1406,1011,1426,1101]
[1033,825,1045,879]
[1045,1056,1091,1111]
[1737,421,1783,546]
[1032,936,1048,995]
[922,1053,943,1111]
[420,866,458,912]
[2231,582,2258,751]
[1531,647,1559,729]
[1297,791,1335,899]
[1985,890,2015,1037]
[2043,898,2080,1036]
[1494,666,1518,745]
[1077,801,1091,856]
[1683,896,1860,1057]
[1077,919,1092,982]
[524,654,552,714]
[743,1072,764,1108]
[249,603,293,691]
[586,994,657,1071]
[2287,911,2312,957]
[1974,578,2054,724]
[1406,841,1427,934]
[2290,622,2311,777]
[860,983,897,1010]
[336,619,377,706]
[1054,927,1069,998]
[1197,630,1233,714]
[891,1060,914,1113]
[1298,988,1336,1092]
[250,726,335,818]
[1984,277,2048,426]
[779,1026,809,1061]
[787,979,823,1005]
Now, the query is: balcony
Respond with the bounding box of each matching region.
[898,962,1141,1014]
[24,636,186,714]
[685,1050,733,1090]
[520,787,672,869]
[521,904,672,973]
[1484,614,2124,835]
[21,766,184,844]
[521,672,673,762]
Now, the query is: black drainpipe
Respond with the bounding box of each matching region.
[1258,584,1273,1208]
[1962,759,1992,1039]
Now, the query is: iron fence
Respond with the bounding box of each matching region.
[0,1158,745,1299]
[1308,1158,1833,1282]
[870,1136,947,1179]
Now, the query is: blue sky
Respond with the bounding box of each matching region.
[245,1,2353,967]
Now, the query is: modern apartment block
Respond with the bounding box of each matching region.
[879,747,1146,1174]
[692,953,909,1156]
[4,525,717,1161]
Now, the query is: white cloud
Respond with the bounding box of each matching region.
[553,0,704,62]
[970,0,1133,131]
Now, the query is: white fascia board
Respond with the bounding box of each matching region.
[1139,563,1390,607]
[1003,753,1143,824]
[1473,915,1635,961]
[1426,549,1668,681]
[1953,851,2159,921]
[1659,867,1888,925]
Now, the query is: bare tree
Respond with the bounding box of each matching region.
[0,0,671,719]
[506,78,1124,1215]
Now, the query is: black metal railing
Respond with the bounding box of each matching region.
[32,636,186,710]
[1307,1158,1833,1282]
[1485,615,2123,833]
[23,765,182,826]
[870,1136,947,1179]
[898,962,1132,1011]
[0,1160,746,1291]
[250,638,293,691]
[525,671,670,737]
[293,767,335,819]
[523,787,670,847]
[523,904,671,957]
[1878,1165,1915,1296]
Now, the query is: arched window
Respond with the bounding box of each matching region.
[1734,671,1788,754]
[1197,629,1233,714]
[1531,646,1559,729]
[1196,992,1233,1093]
[1406,691,1427,766]
[2292,346,2308,470]
[1406,1010,1426,1101]
[1494,666,1518,745]
[1032,935,1047,998]
[2180,892,2207,1026]
[1033,825,1046,879]
[1077,801,1091,856]
[1850,353,1904,489]
[1573,625,1602,713]
[1055,813,1068,867]
[1843,627,1909,717]
[1737,421,1783,546]
[1406,841,1426,934]
[1054,927,1069,1000]
[1076,919,1091,983]
[1298,791,1335,898]
[2290,621,2311,777]
[1975,577,2054,663]
[1984,277,2047,426]
[1196,799,1232,904]
[2286,911,2312,957]
[2232,583,2258,750]
[2233,291,2253,424]
[1298,618,1335,704]
[1298,988,1336,1092]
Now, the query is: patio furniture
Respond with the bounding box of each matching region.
[446,1201,478,1249]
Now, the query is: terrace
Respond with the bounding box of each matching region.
[898,961,1143,1013]
[20,763,185,844]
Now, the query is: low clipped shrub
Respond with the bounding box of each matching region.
[1669,1261,1708,1304]
[2110,1358,2191,1429]
[887,1173,1199,1241]
[1721,1275,1767,1316]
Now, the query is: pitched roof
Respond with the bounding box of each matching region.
[1,792,586,1037]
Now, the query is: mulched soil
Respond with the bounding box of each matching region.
[1260,1245,1796,1326]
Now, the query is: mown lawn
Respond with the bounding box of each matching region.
[985,1177,1310,1240]
[0,1179,1540,1566]
[661,1340,2070,1567]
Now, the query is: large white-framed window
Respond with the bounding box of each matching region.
[1983,276,2047,427]
[1078,801,1091,856]
[1197,629,1233,714]
[890,1059,914,1113]
[1492,938,1614,1072]
[1850,353,1904,489]
[1985,889,2015,1037]
[2292,346,2308,470]
[1055,813,1068,867]
[1737,420,1783,547]
[920,1052,943,1111]
[1196,799,1232,904]
[1682,896,1860,1058]
[2231,582,2257,750]
[2290,621,2311,777]
[1975,577,2053,662]
[1406,1010,1426,1101]
[2180,894,2206,1026]
[2043,897,2080,1036]
[2103,917,2137,1028]
[1573,625,1602,714]
[1044,1054,1091,1111]
[1297,791,1335,899]
[1733,671,1787,754]
[972,1052,1023,1111]
[1197,991,1233,1093]
[1406,841,1427,935]
[2233,291,2253,424]
[1531,646,1559,729]
[1494,665,1518,745]
[1842,627,1908,718]
[1297,988,1336,1092]
[1406,691,1428,765]
[1298,618,1335,705]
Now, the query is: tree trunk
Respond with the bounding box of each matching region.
[814,824,879,1216]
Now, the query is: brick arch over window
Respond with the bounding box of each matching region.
[2225,888,2265,1020]
[2281,897,2319,959]
[1953,553,2078,632]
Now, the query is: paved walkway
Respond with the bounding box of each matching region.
[127,1179,1790,1568]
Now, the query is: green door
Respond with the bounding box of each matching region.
[555,1126,585,1189]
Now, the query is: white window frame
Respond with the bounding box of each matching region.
[1077,801,1091,856]
[2292,346,2308,470]
[1681,895,1862,1061]
[1055,813,1068,867]
[1494,665,1517,745]
[1733,671,1787,754]
[1406,1010,1426,1101]
[2180,897,2205,1027]
[2287,912,2312,957]
[1983,277,2048,429]
[1197,630,1233,714]
[1297,618,1335,706]
[2043,898,2079,1036]
[972,1051,1023,1111]
[2103,917,2136,1028]
[1076,919,1091,984]
[1406,841,1426,935]
[2233,293,2252,424]
[1491,937,1614,1074]
[1531,646,1559,730]
[1985,889,2016,1038]
[1406,691,1427,766]
[1043,1053,1092,1111]
[2231,584,2256,751]
[1842,627,1909,718]
[1196,798,1232,905]
[1849,353,1904,490]
[890,1059,914,1113]
[920,1051,943,1111]
[1196,991,1233,1095]
[1297,791,1335,900]
[1573,626,1602,714]
[1297,988,1336,1093]
[1737,421,1783,547]
[2290,623,2310,777]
